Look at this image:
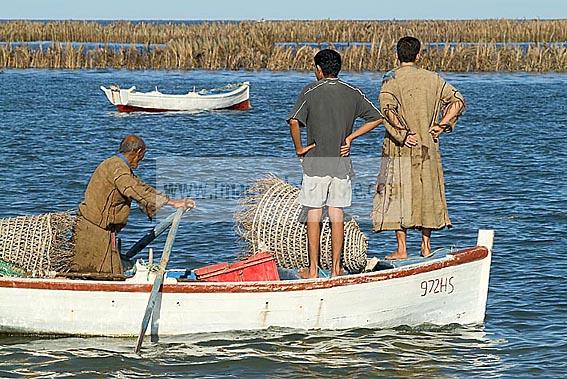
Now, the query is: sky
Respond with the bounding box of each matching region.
[0,0,565,20]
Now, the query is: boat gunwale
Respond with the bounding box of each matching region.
[0,246,488,294]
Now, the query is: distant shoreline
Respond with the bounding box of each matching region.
[1,20,565,72]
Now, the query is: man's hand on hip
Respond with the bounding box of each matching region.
[340,137,352,157]
[428,124,445,139]
[296,143,316,157]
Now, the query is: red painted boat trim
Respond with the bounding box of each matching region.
[116,99,250,113]
[117,104,168,112]
[0,247,488,294]
[226,99,251,110]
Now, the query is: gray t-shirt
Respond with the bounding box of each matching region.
[287,78,382,178]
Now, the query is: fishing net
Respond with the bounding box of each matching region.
[235,175,368,273]
[0,211,76,275]
[0,259,26,277]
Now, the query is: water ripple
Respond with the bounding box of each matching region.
[0,70,565,377]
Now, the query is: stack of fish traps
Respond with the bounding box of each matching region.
[235,175,368,273]
[0,212,75,276]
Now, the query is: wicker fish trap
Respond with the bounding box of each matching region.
[0,211,76,274]
[235,175,368,273]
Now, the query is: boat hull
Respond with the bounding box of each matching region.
[101,83,251,112]
[0,245,491,337]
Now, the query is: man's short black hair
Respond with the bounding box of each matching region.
[314,49,342,77]
[397,36,421,63]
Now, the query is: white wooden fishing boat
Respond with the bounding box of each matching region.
[0,230,493,337]
[100,82,250,112]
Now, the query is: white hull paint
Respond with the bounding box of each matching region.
[0,231,493,336]
[100,82,250,112]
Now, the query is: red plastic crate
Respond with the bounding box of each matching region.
[194,252,280,282]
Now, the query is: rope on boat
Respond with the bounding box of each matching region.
[431,246,456,257]
[386,246,458,266]
[234,175,368,273]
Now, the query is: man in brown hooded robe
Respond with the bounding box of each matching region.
[73,135,194,274]
[371,37,465,259]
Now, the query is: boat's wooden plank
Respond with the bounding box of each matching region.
[0,246,488,293]
[55,272,127,281]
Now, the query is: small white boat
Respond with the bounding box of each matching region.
[100,82,250,112]
[0,230,493,337]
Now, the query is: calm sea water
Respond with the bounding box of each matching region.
[0,68,565,377]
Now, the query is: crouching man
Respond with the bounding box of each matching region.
[73,135,194,274]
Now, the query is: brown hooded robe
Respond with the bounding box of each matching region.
[73,156,169,274]
[372,66,465,232]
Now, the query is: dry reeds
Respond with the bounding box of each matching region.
[2,20,567,44]
[1,41,564,72]
[0,20,566,71]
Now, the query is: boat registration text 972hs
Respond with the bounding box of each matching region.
[420,276,455,297]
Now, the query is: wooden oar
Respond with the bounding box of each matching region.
[121,211,178,260]
[134,207,185,354]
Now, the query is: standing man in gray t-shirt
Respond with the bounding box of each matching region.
[287,49,383,278]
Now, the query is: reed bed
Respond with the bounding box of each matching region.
[3,20,567,44]
[0,20,566,71]
[1,41,564,72]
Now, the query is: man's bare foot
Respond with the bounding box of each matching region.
[421,248,433,258]
[298,267,318,279]
[385,251,407,260]
[331,267,345,277]
[421,244,432,258]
